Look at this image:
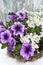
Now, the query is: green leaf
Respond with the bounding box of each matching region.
[1,43,8,49]
[41,37,43,41]
[5,20,15,29]
[27,26,41,35]
[13,43,22,56]
[27,27,35,33]
[34,26,41,35]
[39,40,43,51]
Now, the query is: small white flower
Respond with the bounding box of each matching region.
[33,16,41,26]
[40,32,43,37]
[20,34,30,43]
[31,42,39,51]
[33,34,40,43]
[30,33,40,43]
[27,20,35,28]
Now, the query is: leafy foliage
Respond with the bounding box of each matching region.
[39,37,43,51]
[27,26,41,35]
[5,21,15,29]
[13,41,22,56]
[1,43,8,49]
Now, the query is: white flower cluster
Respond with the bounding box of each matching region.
[27,16,43,28]
[20,33,40,51]
[25,4,43,29]
[20,4,43,51]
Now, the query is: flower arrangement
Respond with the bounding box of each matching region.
[0,9,43,61]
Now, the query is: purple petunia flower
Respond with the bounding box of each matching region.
[20,43,34,60]
[7,38,16,52]
[16,10,28,20]
[23,27,27,36]
[0,21,4,28]
[1,30,12,44]
[11,22,25,36]
[8,12,19,21]
[14,35,20,41]
[0,28,6,33]
[0,21,3,25]
[0,28,6,41]
[9,28,13,34]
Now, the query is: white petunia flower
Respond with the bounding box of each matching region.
[30,33,40,43]
[27,20,35,28]
[31,41,39,51]
[20,34,30,43]
[33,16,41,26]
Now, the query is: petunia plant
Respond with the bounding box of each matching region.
[0,10,43,61]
